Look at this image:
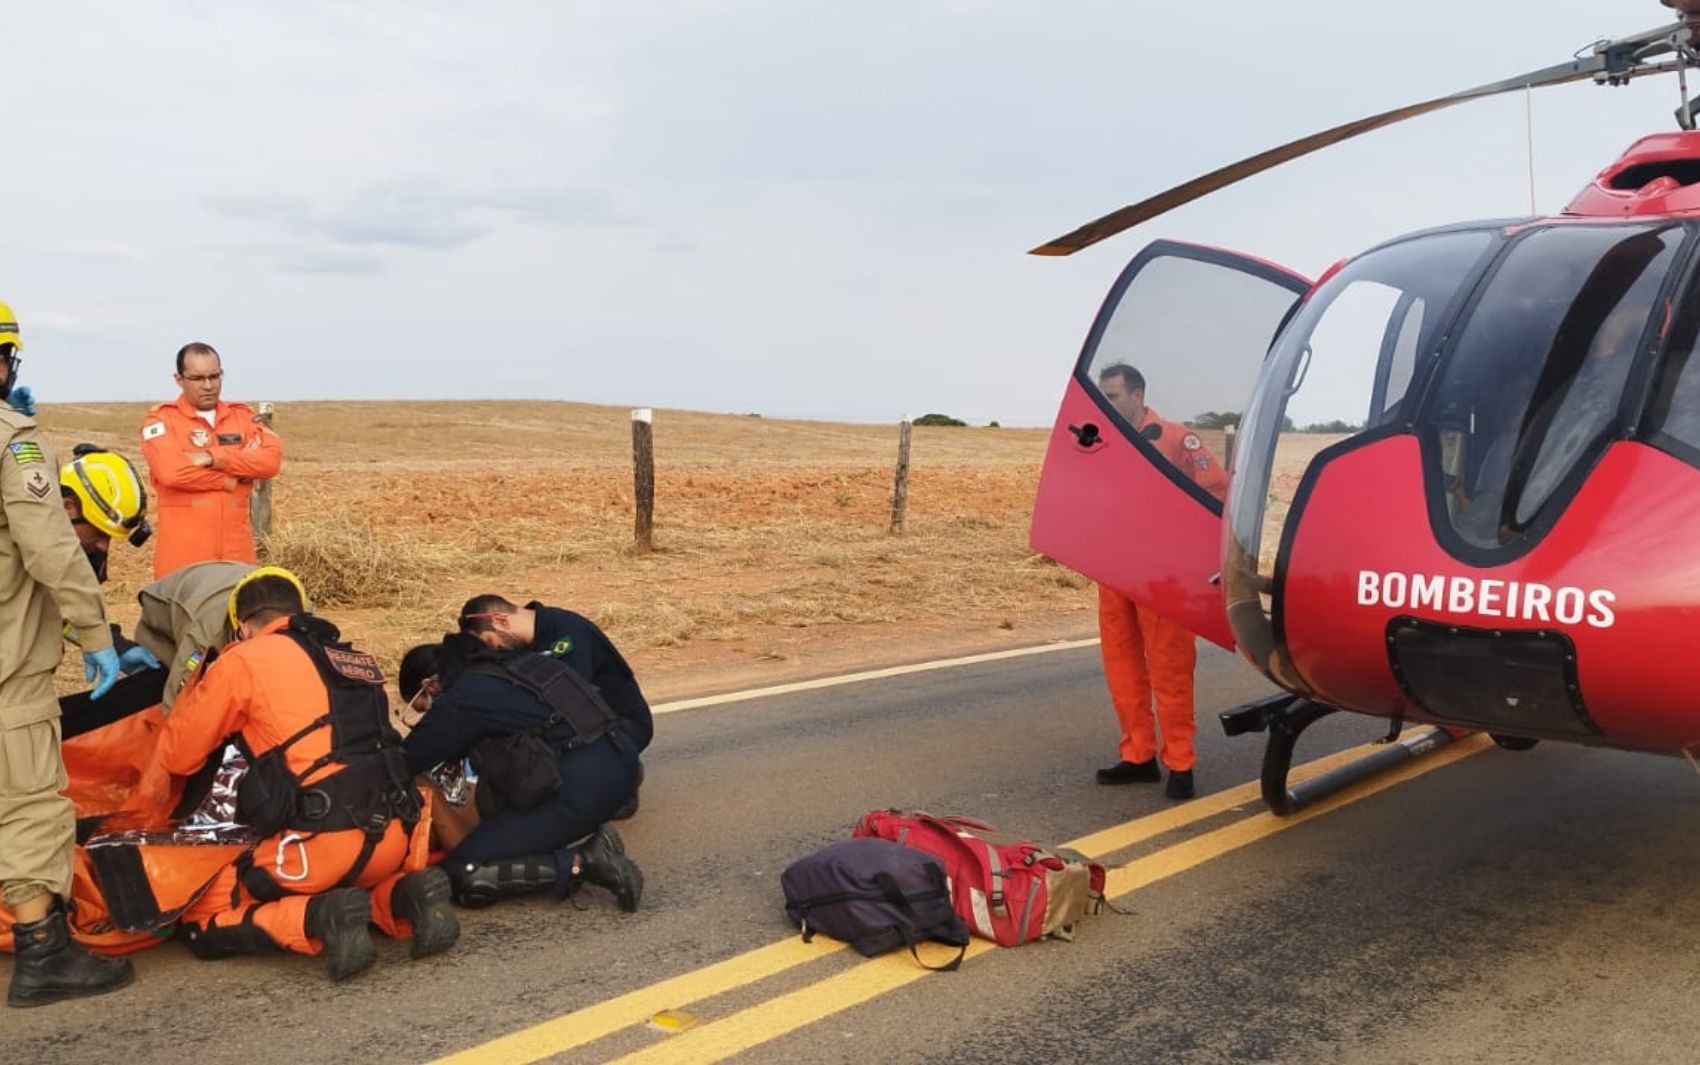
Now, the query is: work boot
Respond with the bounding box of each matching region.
[1165,769,1196,800]
[180,917,280,961]
[446,855,559,908]
[8,903,133,1008]
[304,888,376,983]
[1096,759,1161,785]
[579,827,643,913]
[390,867,460,960]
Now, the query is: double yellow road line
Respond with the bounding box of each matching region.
[436,730,1491,1064]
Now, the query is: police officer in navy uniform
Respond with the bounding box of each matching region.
[398,632,644,909]
[456,595,651,815]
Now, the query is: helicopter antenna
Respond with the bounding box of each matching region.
[1525,84,1538,215]
[1680,53,1694,130]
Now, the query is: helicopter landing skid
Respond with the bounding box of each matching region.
[1220,694,1454,818]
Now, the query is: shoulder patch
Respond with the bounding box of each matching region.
[324,646,384,685]
[142,421,167,441]
[9,440,45,465]
[548,637,574,657]
[1182,433,1202,451]
[23,467,51,499]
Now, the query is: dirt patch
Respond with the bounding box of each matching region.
[47,401,1097,697]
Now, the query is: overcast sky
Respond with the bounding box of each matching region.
[3,1,1690,425]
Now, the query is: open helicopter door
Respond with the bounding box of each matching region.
[1031,240,1310,648]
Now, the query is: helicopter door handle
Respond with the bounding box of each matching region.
[1068,422,1102,448]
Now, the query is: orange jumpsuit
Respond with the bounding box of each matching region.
[138,616,418,955]
[140,396,282,579]
[1099,408,1229,772]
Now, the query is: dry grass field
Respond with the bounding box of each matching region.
[43,401,1098,699]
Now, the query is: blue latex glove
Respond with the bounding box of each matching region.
[84,647,121,700]
[118,644,163,676]
[8,385,35,417]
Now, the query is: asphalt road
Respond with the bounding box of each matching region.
[6,643,1700,1064]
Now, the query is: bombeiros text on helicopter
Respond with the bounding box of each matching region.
[1030,1,1700,813]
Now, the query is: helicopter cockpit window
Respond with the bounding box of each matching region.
[1227,229,1497,583]
[1081,253,1302,507]
[1424,223,1682,552]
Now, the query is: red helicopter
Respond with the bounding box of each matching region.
[1031,1,1700,814]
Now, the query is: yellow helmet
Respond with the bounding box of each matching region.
[60,447,151,545]
[227,566,310,631]
[0,299,19,354]
[0,299,21,398]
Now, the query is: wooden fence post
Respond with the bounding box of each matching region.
[632,408,654,553]
[1223,425,1238,474]
[250,401,275,546]
[889,417,912,536]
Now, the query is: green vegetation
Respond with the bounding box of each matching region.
[1299,419,1363,434]
[913,413,968,427]
[1188,411,1241,430]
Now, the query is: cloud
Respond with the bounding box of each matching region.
[276,248,385,276]
[34,242,149,266]
[204,181,630,257]
[25,309,87,333]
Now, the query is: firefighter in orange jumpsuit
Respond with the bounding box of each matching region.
[1093,363,1229,800]
[139,342,281,579]
[135,571,457,980]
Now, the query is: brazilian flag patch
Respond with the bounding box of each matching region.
[9,441,44,465]
[550,638,574,657]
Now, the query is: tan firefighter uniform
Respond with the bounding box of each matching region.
[132,560,255,712]
[0,407,113,909]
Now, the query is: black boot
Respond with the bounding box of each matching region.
[390,867,460,959]
[303,888,376,983]
[1096,759,1161,785]
[8,902,133,1008]
[446,855,561,908]
[1165,769,1196,800]
[579,827,643,913]
[180,915,280,961]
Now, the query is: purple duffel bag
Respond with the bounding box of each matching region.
[781,837,969,970]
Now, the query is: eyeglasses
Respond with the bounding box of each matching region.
[180,372,223,384]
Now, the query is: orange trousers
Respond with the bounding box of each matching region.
[1098,585,1198,771]
[181,819,420,955]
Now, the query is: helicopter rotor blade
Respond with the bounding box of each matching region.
[1030,25,1686,257]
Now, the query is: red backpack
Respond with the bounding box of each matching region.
[852,810,1107,946]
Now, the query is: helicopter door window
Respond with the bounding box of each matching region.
[1645,260,1700,459]
[1081,252,1301,506]
[1374,296,1426,421]
[1424,223,1683,552]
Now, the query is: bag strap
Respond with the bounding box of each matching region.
[892,924,965,972]
[873,871,966,972]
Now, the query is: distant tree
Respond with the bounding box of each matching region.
[1300,419,1363,434]
[987,420,1000,429]
[1187,411,1241,430]
[1281,414,1295,432]
[914,413,967,427]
